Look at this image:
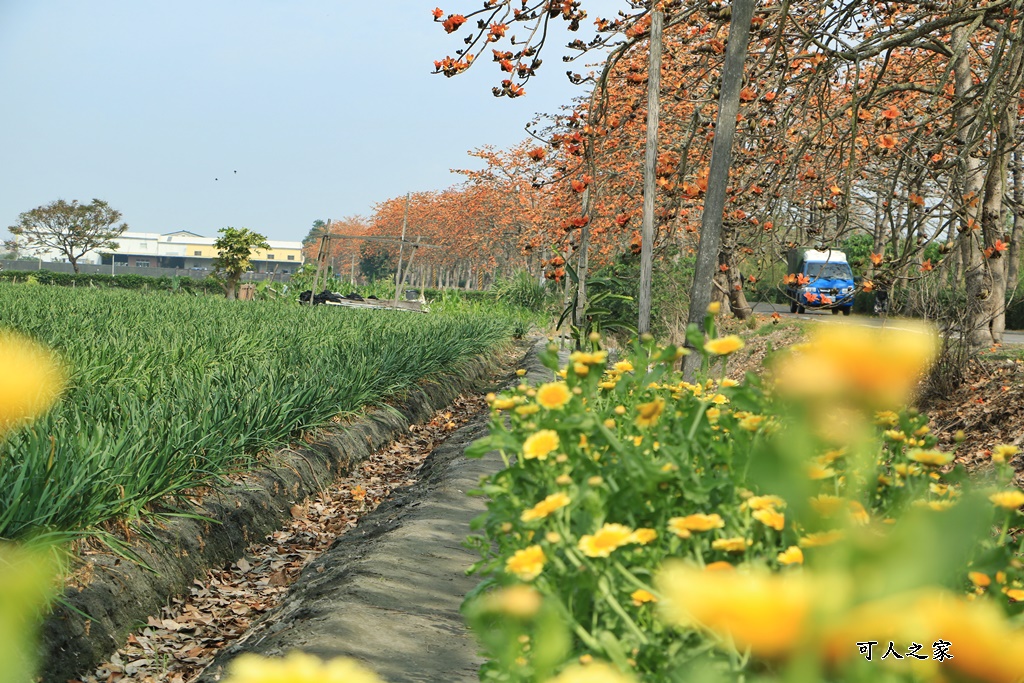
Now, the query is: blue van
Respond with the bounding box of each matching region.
[786,248,855,315]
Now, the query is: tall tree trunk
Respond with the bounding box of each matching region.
[721,221,752,319]
[982,110,1014,342]
[1008,150,1023,293]
[638,8,664,335]
[953,24,990,348]
[683,0,756,377]
[574,185,593,338]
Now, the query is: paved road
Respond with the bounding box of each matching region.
[749,302,1024,346]
[199,341,557,683]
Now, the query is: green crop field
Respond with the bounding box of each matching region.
[0,285,518,542]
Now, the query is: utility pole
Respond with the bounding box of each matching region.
[393,194,410,308]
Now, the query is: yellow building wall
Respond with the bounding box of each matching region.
[179,243,218,259]
[251,247,304,263]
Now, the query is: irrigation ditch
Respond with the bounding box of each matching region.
[44,339,533,683]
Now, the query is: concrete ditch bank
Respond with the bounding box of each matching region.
[196,339,556,683]
[41,340,531,683]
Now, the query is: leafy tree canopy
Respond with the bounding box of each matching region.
[6,199,127,274]
[213,227,269,300]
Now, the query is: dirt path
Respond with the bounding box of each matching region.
[198,340,554,683]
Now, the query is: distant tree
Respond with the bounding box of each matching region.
[302,219,328,249]
[213,227,269,300]
[6,199,127,273]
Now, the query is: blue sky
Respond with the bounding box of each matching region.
[0,1,619,242]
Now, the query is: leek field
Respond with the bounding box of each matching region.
[0,285,518,542]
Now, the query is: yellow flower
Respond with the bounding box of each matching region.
[720,378,740,388]
[505,545,546,581]
[817,447,847,463]
[614,360,634,373]
[603,418,616,428]
[753,508,785,531]
[806,463,837,480]
[516,368,527,376]
[667,519,692,538]
[809,494,844,517]
[545,531,562,543]
[893,463,922,477]
[873,410,900,427]
[515,404,540,416]
[908,449,953,467]
[799,530,845,547]
[704,561,735,572]
[0,331,65,436]
[670,513,725,532]
[224,652,384,683]
[969,572,991,588]
[492,397,519,410]
[629,528,658,545]
[989,490,1024,510]
[578,523,634,558]
[536,382,572,410]
[480,585,543,618]
[738,414,765,431]
[546,662,637,683]
[711,537,750,553]
[573,362,590,376]
[707,301,722,315]
[555,474,573,486]
[521,493,571,522]
[777,546,803,565]
[522,430,559,460]
[848,500,870,525]
[569,350,608,366]
[705,407,721,423]
[884,429,906,442]
[635,397,665,428]
[704,335,745,355]
[656,563,811,657]
[992,444,1019,464]
[827,590,1024,683]
[631,589,657,606]
[773,321,938,408]
[1004,588,1024,602]
[745,495,786,511]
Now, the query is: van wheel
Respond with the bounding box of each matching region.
[842,307,852,316]
[797,305,806,314]
[831,307,840,315]
[789,301,798,314]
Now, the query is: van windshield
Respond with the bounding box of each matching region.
[804,262,853,281]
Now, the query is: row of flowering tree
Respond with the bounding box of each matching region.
[424,0,1023,353]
